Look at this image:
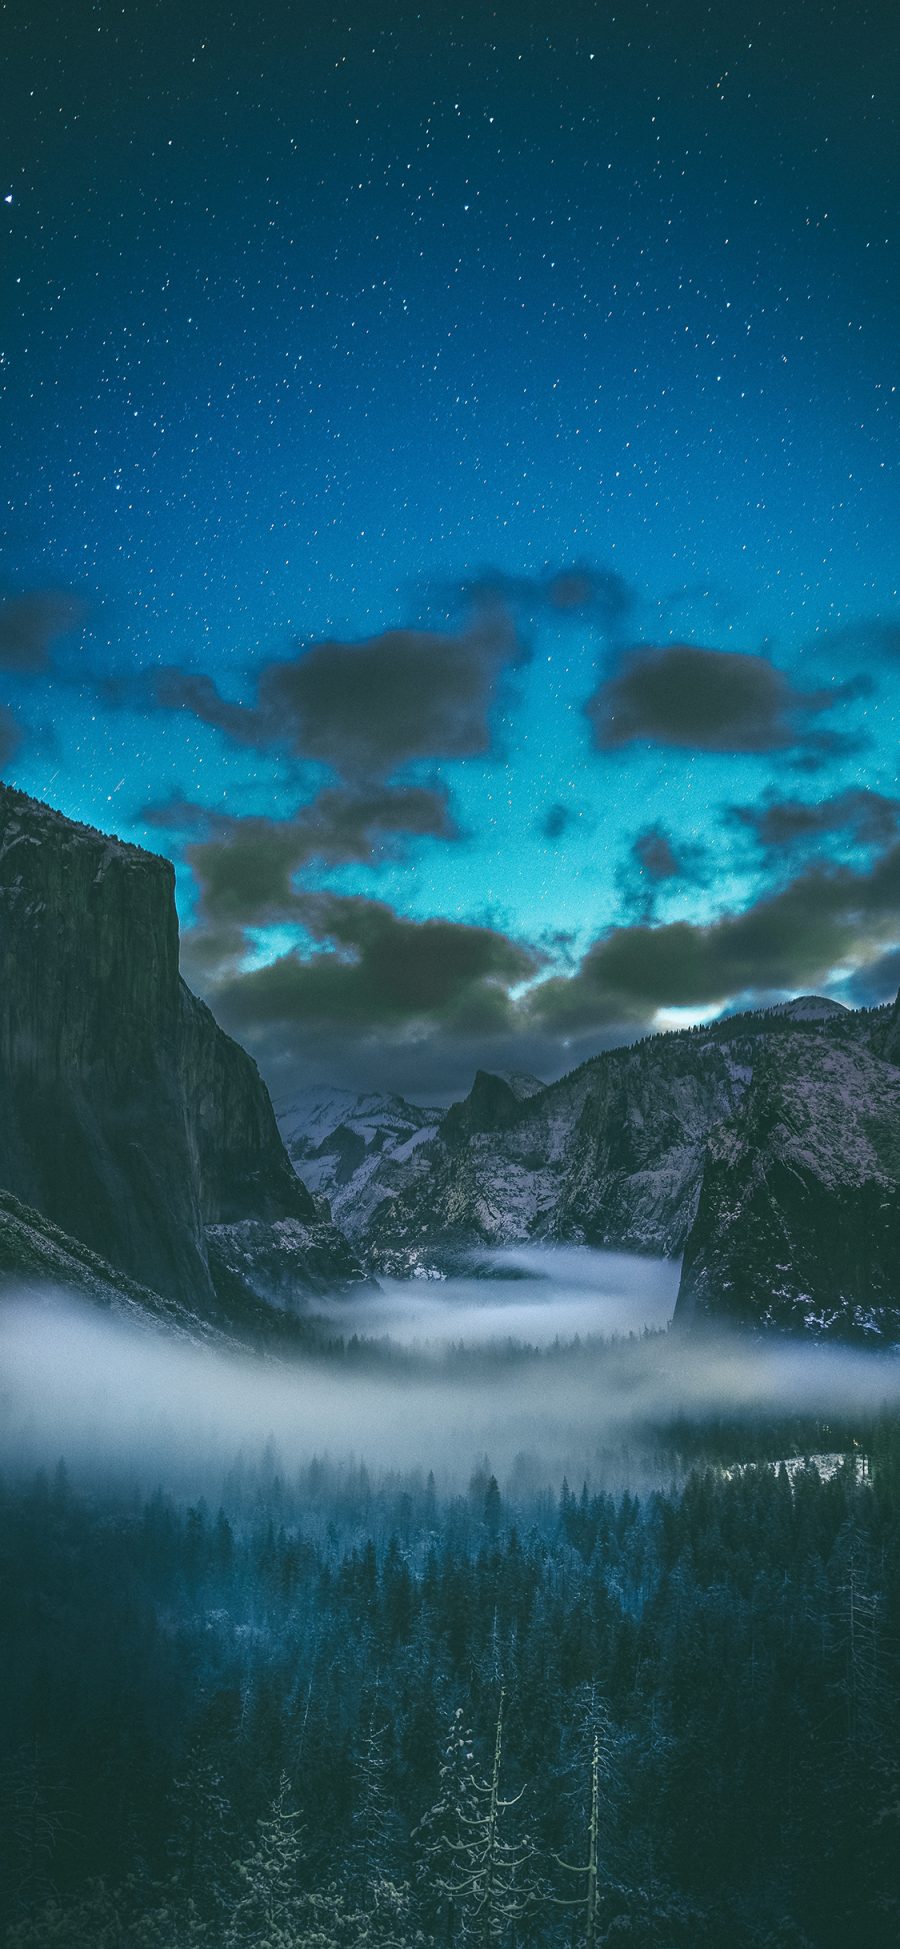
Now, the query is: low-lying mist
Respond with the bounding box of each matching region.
[319,1244,681,1345]
[2,1248,898,1498]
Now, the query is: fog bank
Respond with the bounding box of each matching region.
[321,1244,681,1346]
[2,1247,898,1496]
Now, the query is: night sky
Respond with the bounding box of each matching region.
[2,0,899,1098]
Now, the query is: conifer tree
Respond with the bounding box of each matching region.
[167,1743,234,1915]
[414,1707,478,1943]
[552,1733,601,1945]
[224,1772,304,1949]
[430,1690,535,1948]
[349,1719,396,1888]
[549,1685,618,1949]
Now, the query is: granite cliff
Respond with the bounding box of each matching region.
[0,786,366,1320]
[674,1036,900,1336]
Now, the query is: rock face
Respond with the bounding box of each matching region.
[0,786,367,1317]
[358,1034,761,1266]
[674,1039,900,1339]
[441,1070,544,1144]
[327,1001,900,1337]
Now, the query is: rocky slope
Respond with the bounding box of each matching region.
[673,1038,900,1338]
[277,1087,442,1236]
[321,997,900,1338]
[0,786,367,1320]
[360,1034,754,1269]
[0,1188,229,1340]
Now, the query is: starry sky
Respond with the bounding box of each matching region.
[2,0,899,1098]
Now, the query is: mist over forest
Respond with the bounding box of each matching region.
[3,1272,900,1949]
[3,1250,900,1500]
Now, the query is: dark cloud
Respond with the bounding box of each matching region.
[787,727,870,775]
[0,592,84,671]
[539,801,593,843]
[811,617,900,663]
[838,944,900,1010]
[633,825,687,883]
[208,893,541,1037]
[182,831,900,1098]
[616,823,708,923]
[0,706,23,770]
[728,788,900,855]
[585,643,870,756]
[541,802,574,843]
[241,1013,632,1104]
[531,845,900,1030]
[171,785,460,924]
[152,612,525,779]
[452,563,636,632]
[138,793,215,832]
[152,672,259,746]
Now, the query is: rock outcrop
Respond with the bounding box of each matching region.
[359,1034,760,1264]
[441,1070,544,1144]
[0,786,367,1318]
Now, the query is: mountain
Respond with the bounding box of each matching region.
[276,1087,441,1236]
[6,780,895,1341]
[441,1069,545,1142]
[0,786,367,1322]
[343,1001,900,1338]
[362,1037,754,1270]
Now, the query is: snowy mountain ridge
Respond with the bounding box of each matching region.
[276,1086,442,1235]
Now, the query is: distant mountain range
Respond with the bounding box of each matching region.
[278,991,900,1341]
[277,1086,442,1237]
[2,785,898,1343]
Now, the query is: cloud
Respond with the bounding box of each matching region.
[179,869,550,1097]
[451,563,636,632]
[163,785,461,924]
[152,672,260,746]
[539,801,593,843]
[540,802,574,843]
[0,591,84,671]
[208,893,541,1036]
[180,809,900,1094]
[727,788,900,856]
[616,822,707,922]
[138,793,215,832]
[584,643,870,757]
[152,611,526,780]
[530,845,900,1030]
[632,827,682,881]
[811,617,900,663]
[839,943,900,1010]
